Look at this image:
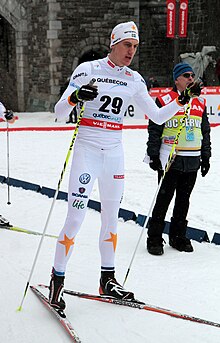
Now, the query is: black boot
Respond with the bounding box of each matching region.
[49,272,66,310]
[169,217,193,252]
[169,236,193,252]
[99,271,135,301]
[146,218,165,255]
[147,236,165,255]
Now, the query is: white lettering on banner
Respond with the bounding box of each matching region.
[179,0,188,37]
[183,118,201,128]
[165,119,178,128]
[166,0,176,38]
[125,87,220,124]
[165,118,201,128]
[191,104,204,112]
[169,11,173,35]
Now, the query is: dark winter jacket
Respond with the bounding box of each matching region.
[147,87,211,172]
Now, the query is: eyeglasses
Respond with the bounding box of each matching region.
[182,72,195,78]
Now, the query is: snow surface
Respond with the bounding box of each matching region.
[0,113,220,343]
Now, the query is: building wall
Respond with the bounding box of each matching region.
[0,15,17,110]
[139,0,220,86]
[0,0,219,111]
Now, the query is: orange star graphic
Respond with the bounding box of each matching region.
[104,232,117,252]
[59,234,74,256]
[111,33,115,39]
[132,25,136,31]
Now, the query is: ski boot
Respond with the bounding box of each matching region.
[99,272,135,301]
[49,271,66,311]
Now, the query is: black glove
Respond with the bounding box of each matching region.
[4,109,14,121]
[201,158,210,177]
[70,83,98,103]
[149,156,162,171]
[178,79,203,105]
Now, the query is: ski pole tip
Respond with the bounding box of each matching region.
[16,306,22,312]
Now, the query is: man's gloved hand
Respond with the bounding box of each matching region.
[4,109,14,121]
[70,83,98,103]
[201,158,210,177]
[149,156,163,171]
[178,79,204,105]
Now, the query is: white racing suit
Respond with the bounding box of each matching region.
[54,56,182,274]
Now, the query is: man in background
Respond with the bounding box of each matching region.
[145,63,211,255]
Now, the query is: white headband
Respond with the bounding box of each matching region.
[110,21,139,48]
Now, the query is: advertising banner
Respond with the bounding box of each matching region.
[179,0,188,37]
[127,87,220,125]
[166,0,176,38]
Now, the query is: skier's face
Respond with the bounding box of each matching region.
[109,39,139,67]
[175,72,195,92]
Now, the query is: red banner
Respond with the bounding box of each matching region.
[166,0,176,38]
[179,0,188,37]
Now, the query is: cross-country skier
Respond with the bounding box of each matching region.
[49,22,203,310]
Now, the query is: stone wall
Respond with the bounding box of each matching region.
[139,0,220,86]
[0,0,219,111]
[0,15,17,110]
[52,0,139,109]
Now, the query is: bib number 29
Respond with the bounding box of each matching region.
[99,95,123,115]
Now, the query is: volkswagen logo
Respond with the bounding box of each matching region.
[79,173,91,184]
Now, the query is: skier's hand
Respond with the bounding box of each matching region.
[69,83,98,103]
[201,158,210,177]
[149,156,163,171]
[4,110,15,123]
[178,79,203,105]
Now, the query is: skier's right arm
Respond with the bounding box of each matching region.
[55,63,97,121]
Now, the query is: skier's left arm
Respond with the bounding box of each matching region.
[135,74,202,125]
[200,106,211,177]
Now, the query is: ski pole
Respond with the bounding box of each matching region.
[17,80,96,311]
[123,102,191,286]
[17,109,84,311]
[6,121,11,205]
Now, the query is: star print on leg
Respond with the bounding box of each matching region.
[104,232,117,252]
[58,234,74,256]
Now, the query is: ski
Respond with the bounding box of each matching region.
[30,285,81,342]
[0,225,58,238]
[62,287,220,329]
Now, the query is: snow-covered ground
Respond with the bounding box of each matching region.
[0,113,220,343]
